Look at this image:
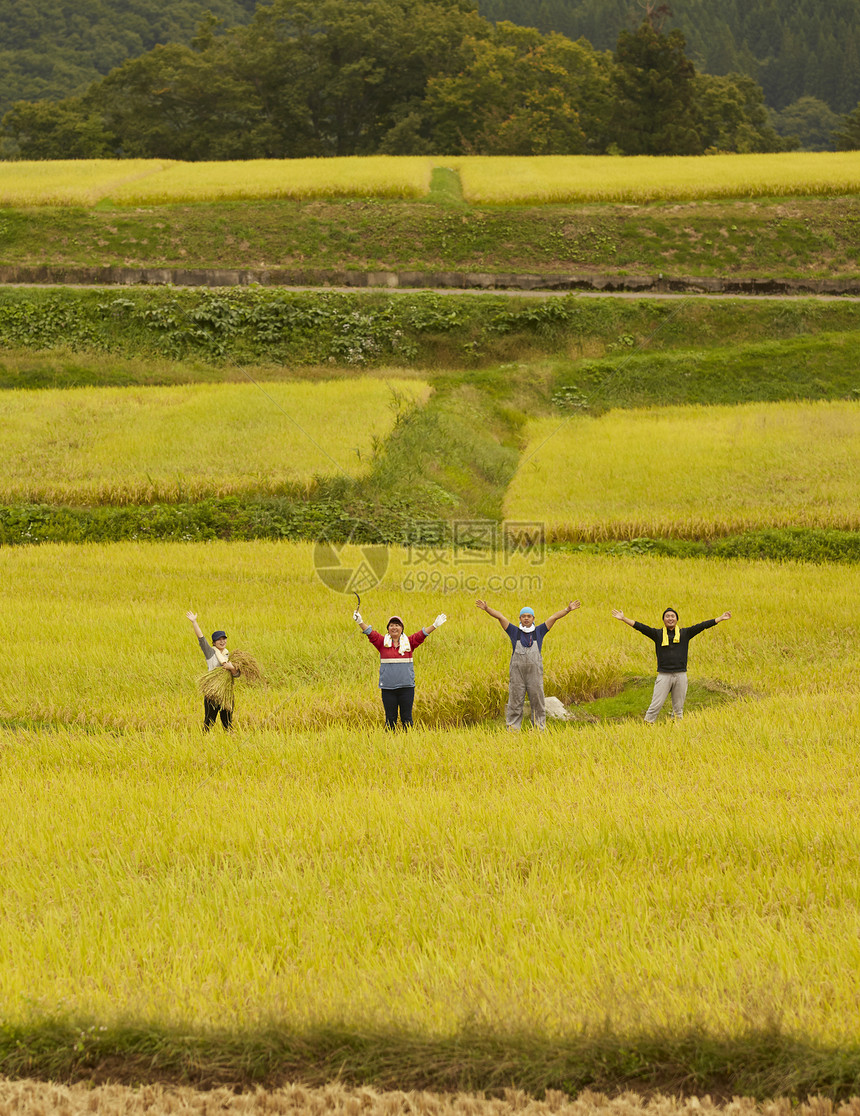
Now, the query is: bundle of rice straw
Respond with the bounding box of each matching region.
[198,650,264,711]
[229,650,264,684]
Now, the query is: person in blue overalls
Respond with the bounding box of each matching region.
[476,598,581,729]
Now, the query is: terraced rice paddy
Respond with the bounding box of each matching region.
[0,379,428,503]
[3,153,858,207]
[451,152,860,204]
[504,400,860,541]
[0,540,857,1097]
[0,157,434,206]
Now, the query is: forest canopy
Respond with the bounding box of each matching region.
[0,0,257,115]
[476,0,860,115]
[0,0,798,159]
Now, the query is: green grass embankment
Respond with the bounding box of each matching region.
[1,287,860,375]
[1,179,859,283]
[2,1019,860,1099]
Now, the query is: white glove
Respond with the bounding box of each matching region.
[433,613,447,628]
[353,610,363,623]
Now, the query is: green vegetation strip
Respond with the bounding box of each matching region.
[2,287,860,370]
[2,504,859,563]
[1,1022,859,1098]
[1,193,859,281]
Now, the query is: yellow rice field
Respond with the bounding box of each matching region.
[0,157,434,206]
[504,400,860,540]
[0,378,428,503]
[5,541,855,732]
[108,156,435,204]
[1,153,857,207]
[0,159,172,206]
[0,542,858,1045]
[450,152,860,204]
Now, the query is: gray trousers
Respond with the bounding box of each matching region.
[644,671,688,722]
[506,643,546,729]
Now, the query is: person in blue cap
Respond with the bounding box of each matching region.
[186,610,239,731]
[476,598,580,729]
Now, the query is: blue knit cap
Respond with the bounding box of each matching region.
[519,606,535,616]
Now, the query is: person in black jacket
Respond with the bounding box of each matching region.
[612,605,731,723]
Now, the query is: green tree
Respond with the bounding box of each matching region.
[771,95,840,151]
[694,72,790,153]
[2,0,491,159]
[610,19,701,155]
[235,0,487,156]
[833,103,860,150]
[422,22,612,154]
[86,42,265,159]
[0,96,115,158]
[0,0,258,116]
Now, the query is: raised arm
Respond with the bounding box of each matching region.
[611,608,637,629]
[424,613,448,634]
[545,600,580,631]
[715,610,732,623]
[186,610,204,639]
[353,607,371,633]
[476,599,510,632]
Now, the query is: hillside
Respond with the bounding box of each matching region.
[2,4,793,160]
[0,0,256,114]
[2,150,860,1106]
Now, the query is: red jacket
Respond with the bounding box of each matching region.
[364,627,427,688]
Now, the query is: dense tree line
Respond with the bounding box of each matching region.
[0,0,796,159]
[477,0,860,115]
[0,0,257,116]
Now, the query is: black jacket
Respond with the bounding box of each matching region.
[633,619,716,673]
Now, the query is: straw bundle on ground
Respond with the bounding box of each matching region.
[197,650,264,711]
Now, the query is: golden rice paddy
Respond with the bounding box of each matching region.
[1,154,857,207]
[0,378,428,503]
[504,400,860,540]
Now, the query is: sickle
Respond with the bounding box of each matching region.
[353,591,361,610]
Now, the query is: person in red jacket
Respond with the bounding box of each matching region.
[354,608,447,730]
[612,605,731,723]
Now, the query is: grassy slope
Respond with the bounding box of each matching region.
[1,179,859,280]
[3,289,860,383]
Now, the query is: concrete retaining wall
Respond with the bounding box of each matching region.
[0,264,857,296]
